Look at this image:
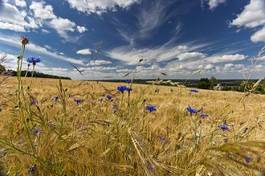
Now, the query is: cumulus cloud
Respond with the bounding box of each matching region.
[0,2,38,32]
[231,0,265,42]
[251,27,265,43]
[29,0,87,39]
[0,0,87,39]
[231,0,265,28]
[77,48,92,55]
[48,17,76,38]
[65,0,140,14]
[30,1,56,21]
[206,54,246,63]
[77,26,87,33]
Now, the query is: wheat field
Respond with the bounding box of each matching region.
[0,76,265,175]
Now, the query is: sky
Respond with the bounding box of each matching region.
[0,0,265,80]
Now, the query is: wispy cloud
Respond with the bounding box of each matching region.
[76,48,92,55]
[0,35,85,65]
[113,0,181,46]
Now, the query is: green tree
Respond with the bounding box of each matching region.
[197,78,211,89]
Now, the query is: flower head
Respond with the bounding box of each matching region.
[106,94,112,100]
[32,127,41,137]
[218,121,229,131]
[186,105,199,114]
[21,36,29,45]
[51,96,59,102]
[244,156,252,163]
[28,164,37,175]
[117,85,132,93]
[74,98,82,105]
[159,135,166,142]
[31,98,38,105]
[27,57,41,65]
[146,104,157,112]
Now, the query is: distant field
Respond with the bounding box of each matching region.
[1,76,265,175]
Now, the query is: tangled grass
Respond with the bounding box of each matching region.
[0,40,265,175]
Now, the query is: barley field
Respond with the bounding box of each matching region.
[0,75,265,176]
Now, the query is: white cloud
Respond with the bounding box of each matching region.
[77,48,92,55]
[205,64,214,70]
[65,0,140,14]
[0,2,37,32]
[0,21,26,32]
[1,0,87,39]
[88,60,112,66]
[231,0,265,28]
[15,0,27,7]
[178,52,206,61]
[30,1,56,21]
[223,63,244,71]
[206,0,226,10]
[207,54,246,63]
[116,1,176,45]
[77,26,87,33]
[108,44,199,64]
[0,35,85,65]
[251,27,265,43]
[30,1,87,39]
[231,0,265,43]
[137,1,168,38]
[48,17,76,38]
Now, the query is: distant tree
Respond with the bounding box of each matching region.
[0,64,6,74]
[210,76,218,89]
[197,78,211,89]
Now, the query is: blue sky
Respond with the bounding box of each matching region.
[0,0,265,79]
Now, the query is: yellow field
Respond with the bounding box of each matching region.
[1,76,265,175]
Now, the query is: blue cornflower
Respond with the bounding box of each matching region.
[146,104,157,112]
[27,57,41,66]
[74,98,82,105]
[117,86,132,93]
[190,89,199,93]
[186,106,199,114]
[106,94,112,100]
[244,156,252,163]
[218,122,229,131]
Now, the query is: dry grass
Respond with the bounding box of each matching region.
[0,76,265,175]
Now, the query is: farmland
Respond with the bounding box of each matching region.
[0,76,265,175]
